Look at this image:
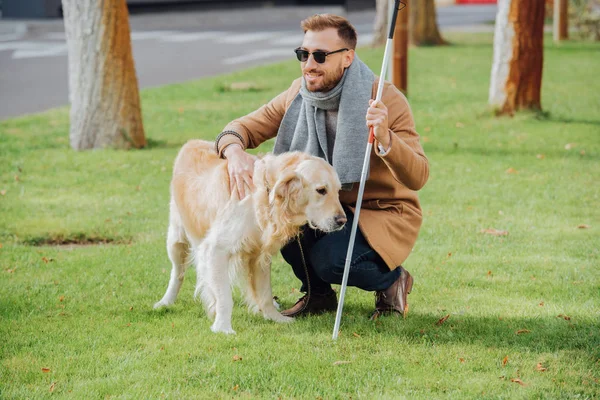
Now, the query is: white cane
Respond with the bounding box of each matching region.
[332,0,405,340]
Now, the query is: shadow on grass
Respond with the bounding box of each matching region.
[334,304,600,354]
[536,115,600,127]
[423,143,598,160]
[145,138,187,149]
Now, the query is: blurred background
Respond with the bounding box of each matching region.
[0,0,502,120]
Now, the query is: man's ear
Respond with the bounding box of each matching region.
[343,49,355,69]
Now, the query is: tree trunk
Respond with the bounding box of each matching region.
[372,0,389,47]
[553,0,568,42]
[411,0,447,46]
[393,0,410,94]
[62,0,146,150]
[489,0,545,115]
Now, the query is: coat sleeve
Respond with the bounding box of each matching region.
[216,86,293,157]
[374,82,429,191]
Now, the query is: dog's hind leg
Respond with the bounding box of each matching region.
[251,255,294,324]
[201,241,236,334]
[154,221,189,309]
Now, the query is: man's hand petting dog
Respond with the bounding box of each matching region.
[224,144,257,200]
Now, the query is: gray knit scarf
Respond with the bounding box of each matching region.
[273,55,375,185]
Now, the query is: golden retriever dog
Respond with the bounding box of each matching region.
[154,140,346,334]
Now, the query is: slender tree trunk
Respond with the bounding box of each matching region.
[411,0,447,46]
[62,0,146,150]
[393,0,409,94]
[553,0,568,42]
[489,0,545,115]
[372,0,389,47]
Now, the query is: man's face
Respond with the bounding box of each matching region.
[300,28,355,92]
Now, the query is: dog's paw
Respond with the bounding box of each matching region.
[269,313,294,324]
[211,323,236,335]
[153,299,172,309]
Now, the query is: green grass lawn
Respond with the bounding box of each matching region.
[1,33,599,399]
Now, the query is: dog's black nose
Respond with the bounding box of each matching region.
[335,215,347,227]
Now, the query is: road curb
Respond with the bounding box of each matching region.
[0,19,28,40]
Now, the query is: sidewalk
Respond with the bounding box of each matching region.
[0,5,348,38]
[0,19,27,40]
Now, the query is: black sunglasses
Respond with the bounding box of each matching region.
[294,47,349,64]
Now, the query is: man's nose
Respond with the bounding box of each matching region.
[304,54,318,69]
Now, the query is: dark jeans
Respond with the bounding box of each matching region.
[280,208,401,296]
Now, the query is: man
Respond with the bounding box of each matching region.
[214,14,429,319]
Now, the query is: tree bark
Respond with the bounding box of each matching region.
[372,0,389,47]
[489,0,545,115]
[411,0,447,46]
[393,0,409,94]
[62,0,146,150]
[553,0,568,42]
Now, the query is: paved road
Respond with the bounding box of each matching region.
[0,4,496,120]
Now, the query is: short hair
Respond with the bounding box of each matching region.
[300,14,358,50]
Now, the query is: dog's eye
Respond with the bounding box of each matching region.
[316,187,327,196]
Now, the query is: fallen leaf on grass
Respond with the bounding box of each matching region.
[565,143,575,150]
[487,270,493,276]
[436,314,450,326]
[232,384,239,391]
[0,190,6,196]
[333,360,352,366]
[42,368,51,373]
[352,332,361,338]
[557,314,571,321]
[455,122,465,128]
[459,358,465,363]
[539,302,545,307]
[59,296,64,302]
[577,224,591,229]
[502,356,509,366]
[536,154,545,159]
[536,363,547,372]
[41,257,54,264]
[516,329,531,335]
[424,126,431,132]
[14,175,20,182]
[49,382,56,393]
[511,378,527,386]
[505,167,518,174]
[480,228,509,236]
[232,355,242,362]
[580,150,586,156]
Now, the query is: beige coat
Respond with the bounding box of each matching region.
[217,77,429,270]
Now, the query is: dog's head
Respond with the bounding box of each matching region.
[258,152,346,233]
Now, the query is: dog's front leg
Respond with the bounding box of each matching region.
[253,255,294,324]
[203,242,236,335]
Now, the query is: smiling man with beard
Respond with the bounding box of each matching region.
[214,14,429,320]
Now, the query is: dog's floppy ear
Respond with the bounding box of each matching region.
[270,170,308,213]
[272,171,303,200]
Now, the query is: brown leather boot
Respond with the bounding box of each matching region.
[370,267,413,320]
[281,291,338,317]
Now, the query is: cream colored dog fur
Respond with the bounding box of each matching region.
[154,140,346,334]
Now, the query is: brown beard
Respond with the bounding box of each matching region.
[305,67,345,92]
